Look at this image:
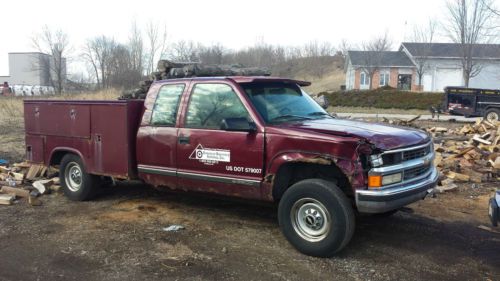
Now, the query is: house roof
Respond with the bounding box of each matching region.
[401,42,500,59]
[347,51,415,67]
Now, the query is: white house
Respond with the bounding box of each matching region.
[400,43,500,91]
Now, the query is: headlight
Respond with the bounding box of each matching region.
[382,173,402,185]
[369,154,384,167]
[368,172,402,188]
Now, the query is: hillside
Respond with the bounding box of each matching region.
[271,56,345,94]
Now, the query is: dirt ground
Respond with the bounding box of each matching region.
[0,181,499,281]
[1,107,499,280]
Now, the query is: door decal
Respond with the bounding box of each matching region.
[189,144,230,165]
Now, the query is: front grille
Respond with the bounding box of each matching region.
[403,145,430,161]
[404,164,431,181]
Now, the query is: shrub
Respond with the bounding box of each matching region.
[320,89,444,110]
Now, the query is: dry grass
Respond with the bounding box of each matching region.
[0,89,121,162]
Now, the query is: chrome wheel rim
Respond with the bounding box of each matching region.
[486,112,499,122]
[65,162,82,192]
[291,198,331,242]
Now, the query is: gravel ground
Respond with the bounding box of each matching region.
[0,182,498,281]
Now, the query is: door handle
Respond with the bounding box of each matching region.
[178,135,190,144]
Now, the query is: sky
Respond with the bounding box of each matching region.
[0,0,494,76]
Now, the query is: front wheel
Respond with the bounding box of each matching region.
[60,154,99,201]
[278,179,355,257]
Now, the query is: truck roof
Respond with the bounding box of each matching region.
[153,76,311,87]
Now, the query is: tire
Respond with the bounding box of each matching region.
[278,179,355,257]
[484,108,500,122]
[59,154,99,201]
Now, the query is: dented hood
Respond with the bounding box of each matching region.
[277,118,430,150]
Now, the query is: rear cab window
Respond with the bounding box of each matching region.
[151,84,185,126]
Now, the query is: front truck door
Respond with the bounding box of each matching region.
[176,82,265,199]
[136,82,187,188]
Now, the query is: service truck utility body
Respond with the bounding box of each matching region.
[24,76,439,257]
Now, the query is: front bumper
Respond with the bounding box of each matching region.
[355,166,439,213]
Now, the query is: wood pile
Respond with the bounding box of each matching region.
[0,162,60,206]
[121,60,271,99]
[428,119,500,192]
[382,115,421,128]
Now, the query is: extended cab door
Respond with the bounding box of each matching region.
[176,81,265,199]
[136,82,188,188]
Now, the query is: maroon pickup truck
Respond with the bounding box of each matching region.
[24,76,438,257]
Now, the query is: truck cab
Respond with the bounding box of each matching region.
[24,76,438,257]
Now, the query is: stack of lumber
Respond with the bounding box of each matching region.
[429,119,500,191]
[121,59,271,99]
[0,162,60,206]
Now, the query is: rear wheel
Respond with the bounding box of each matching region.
[278,179,355,257]
[484,108,500,122]
[60,154,99,201]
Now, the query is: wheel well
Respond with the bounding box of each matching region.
[272,162,352,202]
[49,151,75,166]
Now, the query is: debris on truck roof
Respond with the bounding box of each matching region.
[121,59,271,100]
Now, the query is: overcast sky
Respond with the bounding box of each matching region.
[0,0,496,75]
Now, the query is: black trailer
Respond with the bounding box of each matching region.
[444,87,500,121]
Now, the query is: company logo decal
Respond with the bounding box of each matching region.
[189,144,230,165]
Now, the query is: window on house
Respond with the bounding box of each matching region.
[360,72,370,85]
[379,73,390,86]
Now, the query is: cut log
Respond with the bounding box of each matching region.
[26,164,45,180]
[0,194,15,205]
[9,172,24,181]
[472,135,492,145]
[0,186,30,198]
[28,195,42,206]
[446,171,470,182]
[32,179,54,194]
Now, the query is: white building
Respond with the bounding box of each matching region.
[0,52,66,87]
[400,43,500,91]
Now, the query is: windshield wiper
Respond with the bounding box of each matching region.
[308,111,334,118]
[269,114,313,123]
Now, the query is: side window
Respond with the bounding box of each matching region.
[151,84,185,126]
[185,83,249,129]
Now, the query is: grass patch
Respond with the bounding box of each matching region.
[321,89,444,110]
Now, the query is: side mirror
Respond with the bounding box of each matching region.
[221,118,256,132]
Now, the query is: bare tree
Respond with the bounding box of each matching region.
[82,40,101,89]
[82,36,116,89]
[169,40,200,62]
[31,25,70,94]
[445,0,498,87]
[145,21,168,73]
[128,20,145,76]
[360,33,393,89]
[410,20,437,90]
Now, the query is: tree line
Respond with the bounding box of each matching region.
[30,0,498,93]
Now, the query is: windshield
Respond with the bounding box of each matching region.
[241,82,329,123]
